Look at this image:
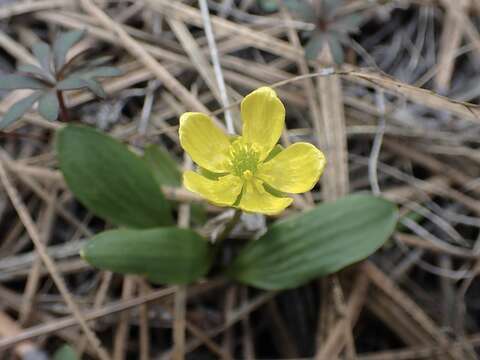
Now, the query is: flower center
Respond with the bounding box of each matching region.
[227,139,261,178]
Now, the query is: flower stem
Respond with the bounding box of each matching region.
[215,209,242,244]
[56,90,70,123]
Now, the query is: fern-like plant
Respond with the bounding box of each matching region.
[0,29,122,128]
[258,0,363,62]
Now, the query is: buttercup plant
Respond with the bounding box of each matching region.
[180,87,326,215]
[58,86,397,290]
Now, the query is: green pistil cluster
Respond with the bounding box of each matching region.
[227,139,261,179]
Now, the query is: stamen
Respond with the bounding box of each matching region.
[227,139,261,178]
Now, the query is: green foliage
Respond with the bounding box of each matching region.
[256,0,278,13]
[59,128,396,289]
[0,29,121,128]
[57,125,173,228]
[53,345,79,360]
[38,92,59,121]
[0,92,42,128]
[53,30,85,69]
[32,42,53,73]
[57,126,397,288]
[0,74,46,89]
[228,194,398,290]
[305,32,326,60]
[283,0,317,22]
[257,0,363,62]
[144,144,182,187]
[82,227,212,284]
[143,144,207,225]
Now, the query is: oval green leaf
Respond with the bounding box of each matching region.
[53,29,85,70]
[83,78,107,98]
[53,345,78,360]
[143,144,182,187]
[56,76,88,90]
[32,41,52,74]
[305,31,325,60]
[18,63,53,82]
[57,125,173,228]
[82,227,212,284]
[143,144,207,225]
[38,91,59,121]
[81,66,123,78]
[0,74,46,90]
[0,92,42,129]
[228,194,398,290]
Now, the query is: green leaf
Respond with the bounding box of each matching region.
[228,194,398,290]
[143,145,181,187]
[327,34,344,64]
[32,41,52,73]
[53,345,78,360]
[284,0,316,22]
[38,91,59,121]
[143,145,206,225]
[0,74,46,90]
[53,29,86,70]
[81,66,122,78]
[87,55,115,67]
[257,0,316,21]
[332,14,363,34]
[0,92,42,129]
[56,76,88,90]
[82,227,212,284]
[190,203,207,225]
[18,64,53,82]
[57,125,173,228]
[397,210,425,232]
[82,78,107,98]
[323,0,344,18]
[257,0,279,12]
[305,32,325,60]
[58,75,110,97]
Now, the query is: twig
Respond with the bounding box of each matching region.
[77,271,113,357]
[19,187,57,324]
[364,262,458,359]
[0,311,47,359]
[315,273,368,359]
[113,276,136,360]
[0,286,178,351]
[0,31,36,64]
[0,0,69,19]
[368,89,386,195]
[173,287,187,360]
[198,0,234,134]
[139,281,151,360]
[173,155,192,360]
[80,0,223,128]
[222,286,237,357]
[0,159,111,360]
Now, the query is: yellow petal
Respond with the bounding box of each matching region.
[241,87,285,160]
[257,142,326,194]
[238,179,292,215]
[183,171,243,206]
[179,112,230,173]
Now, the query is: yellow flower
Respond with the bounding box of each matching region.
[179,87,326,215]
